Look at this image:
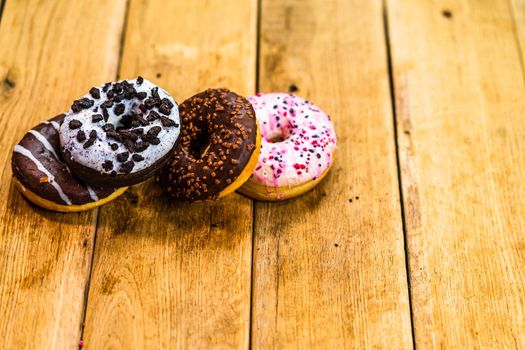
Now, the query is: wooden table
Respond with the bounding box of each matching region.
[0,0,524,348]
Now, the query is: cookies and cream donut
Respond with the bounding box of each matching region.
[159,89,261,201]
[12,115,127,212]
[59,77,181,187]
[238,93,336,201]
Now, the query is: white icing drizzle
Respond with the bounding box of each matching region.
[44,120,60,131]
[85,185,99,202]
[14,145,72,205]
[28,130,59,159]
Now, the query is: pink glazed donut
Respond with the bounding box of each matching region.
[238,93,336,201]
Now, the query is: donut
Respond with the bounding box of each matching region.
[159,89,261,201]
[12,115,127,212]
[59,77,181,187]
[238,93,336,201]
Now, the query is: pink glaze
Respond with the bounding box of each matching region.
[247,93,336,188]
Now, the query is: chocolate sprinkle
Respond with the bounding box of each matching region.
[89,87,101,99]
[119,161,135,174]
[160,116,177,127]
[159,104,171,115]
[148,137,160,145]
[106,131,122,142]
[135,141,149,153]
[71,98,94,112]
[76,130,86,142]
[92,114,103,123]
[145,98,160,109]
[162,98,174,109]
[147,126,161,137]
[69,120,82,129]
[147,110,160,121]
[116,152,129,162]
[102,160,113,171]
[102,123,115,132]
[101,100,113,108]
[119,130,139,141]
[83,138,95,149]
[114,103,125,115]
[132,154,144,162]
[102,108,110,122]
[151,87,160,98]
[122,139,136,152]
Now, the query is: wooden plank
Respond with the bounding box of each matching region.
[512,0,525,63]
[387,0,525,347]
[0,0,126,348]
[251,0,413,348]
[82,1,257,348]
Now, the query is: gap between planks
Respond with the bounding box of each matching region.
[0,0,6,24]
[382,0,416,348]
[248,0,263,348]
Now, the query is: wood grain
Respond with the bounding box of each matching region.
[82,1,257,348]
[512,0,525,64]
[0,0,126,348]
[387,0,525,347]
[251,0,413,348]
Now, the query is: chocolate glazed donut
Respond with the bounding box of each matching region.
[159,89,261,201]
[11,114,127,212]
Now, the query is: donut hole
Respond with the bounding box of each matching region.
[189,129,212,159]
[269,135,285,143]
[266,127,292,143]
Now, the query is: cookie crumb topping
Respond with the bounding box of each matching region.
[60,78,181,175]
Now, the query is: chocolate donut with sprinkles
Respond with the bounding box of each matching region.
[11,114,127,212]
[238,93,336,201]
[59,77,181,187]
[159,88,261,201]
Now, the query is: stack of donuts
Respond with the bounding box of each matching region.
[11,78,336,212]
